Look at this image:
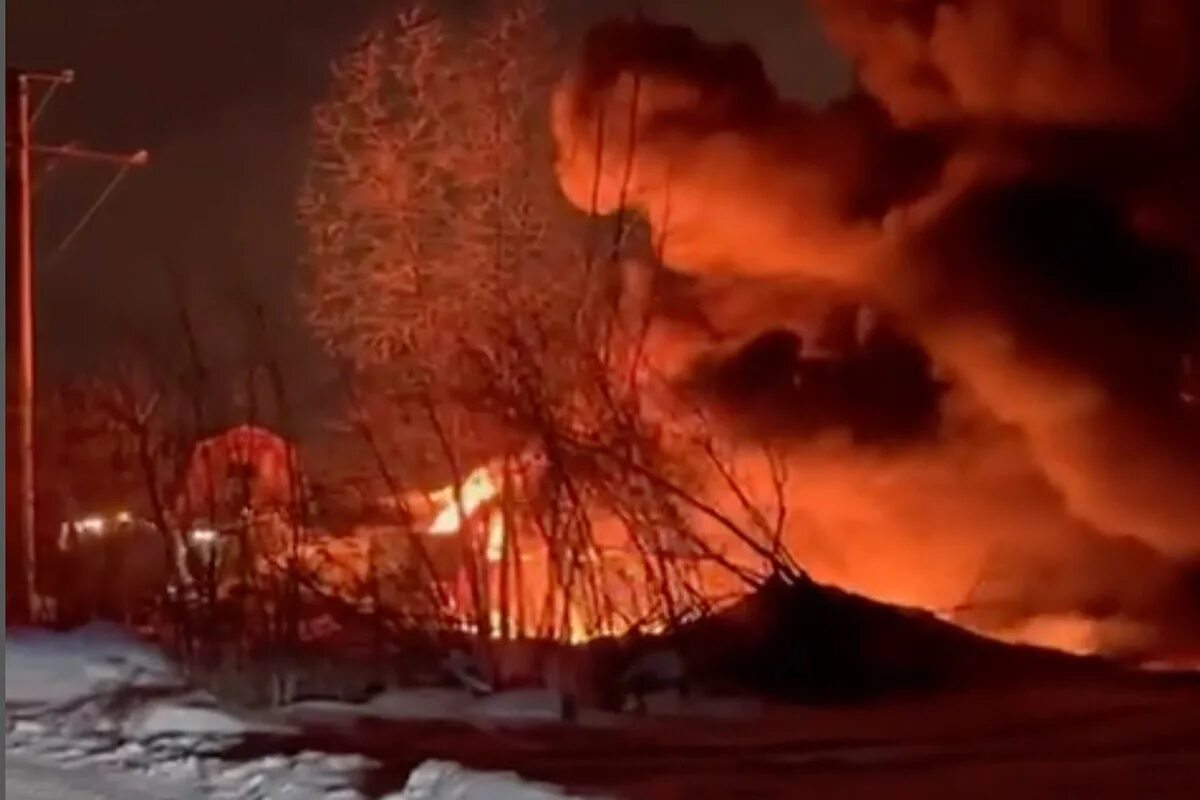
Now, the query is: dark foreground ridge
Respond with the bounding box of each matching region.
[604,573,1171,703]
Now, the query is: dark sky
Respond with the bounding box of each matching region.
[8,0,848,437]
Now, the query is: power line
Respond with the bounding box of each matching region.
[51,163,135,258]
[5,67,149,622]
[30,80,62,127]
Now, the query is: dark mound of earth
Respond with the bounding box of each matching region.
[598,574,1135,704]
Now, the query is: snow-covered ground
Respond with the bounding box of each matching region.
[384,760,610,800]
[284,685,758,730]
[4,623,376,798]
[5,624,587,799]
[8,623,1200,798]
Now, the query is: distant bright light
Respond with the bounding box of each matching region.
[190,527,219,546]
[114,510,133,524]
[76,515,106,535]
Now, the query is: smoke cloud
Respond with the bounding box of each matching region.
[551,3,1200,658]
[811,0,1200,127]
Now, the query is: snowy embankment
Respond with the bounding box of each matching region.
[5,624,593,799]
[285,646,758,730]
[385,760,599,800]
[286,685,757,731]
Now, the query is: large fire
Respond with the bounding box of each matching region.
[409,431,1200,662]
[540,12,1200,665]
[421,460,542,636]
[292,3,1200,666]
[414,454,695,644]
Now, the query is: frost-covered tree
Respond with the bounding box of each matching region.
[299,0,595,389]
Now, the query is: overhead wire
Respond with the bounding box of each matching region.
[30,80,61,127]
[25,80,146,261]
[49,163,134,261]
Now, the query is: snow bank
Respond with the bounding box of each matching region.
[280,698,369,728]
[130,701,254,738]
[365,688,476,720]
[285,685,750,729]
[5,755,185,800]
[7,743,376,800]
[5,623,181,707]
[386,759,599,800]
[188,750,375,799]
[290,687,627,728]
[467,688,565,722]
[123,692,295,740]
[6,625,368,799]
[11,704,370,800]
[292,687,562,726]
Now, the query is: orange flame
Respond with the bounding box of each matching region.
[484,509,505,563]
[425,461,514,566]
[422,459,590,639]
[427,464,502,535]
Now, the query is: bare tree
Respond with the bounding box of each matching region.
[294,0,804,673]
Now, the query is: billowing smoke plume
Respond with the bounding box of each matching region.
[552,3,1200,658]
[812,0,1200,128]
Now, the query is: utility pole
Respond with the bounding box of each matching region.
[5,68,148,622]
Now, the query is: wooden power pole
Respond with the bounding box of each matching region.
[5,68,148,622]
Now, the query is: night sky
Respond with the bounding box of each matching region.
[8,0,849,438]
